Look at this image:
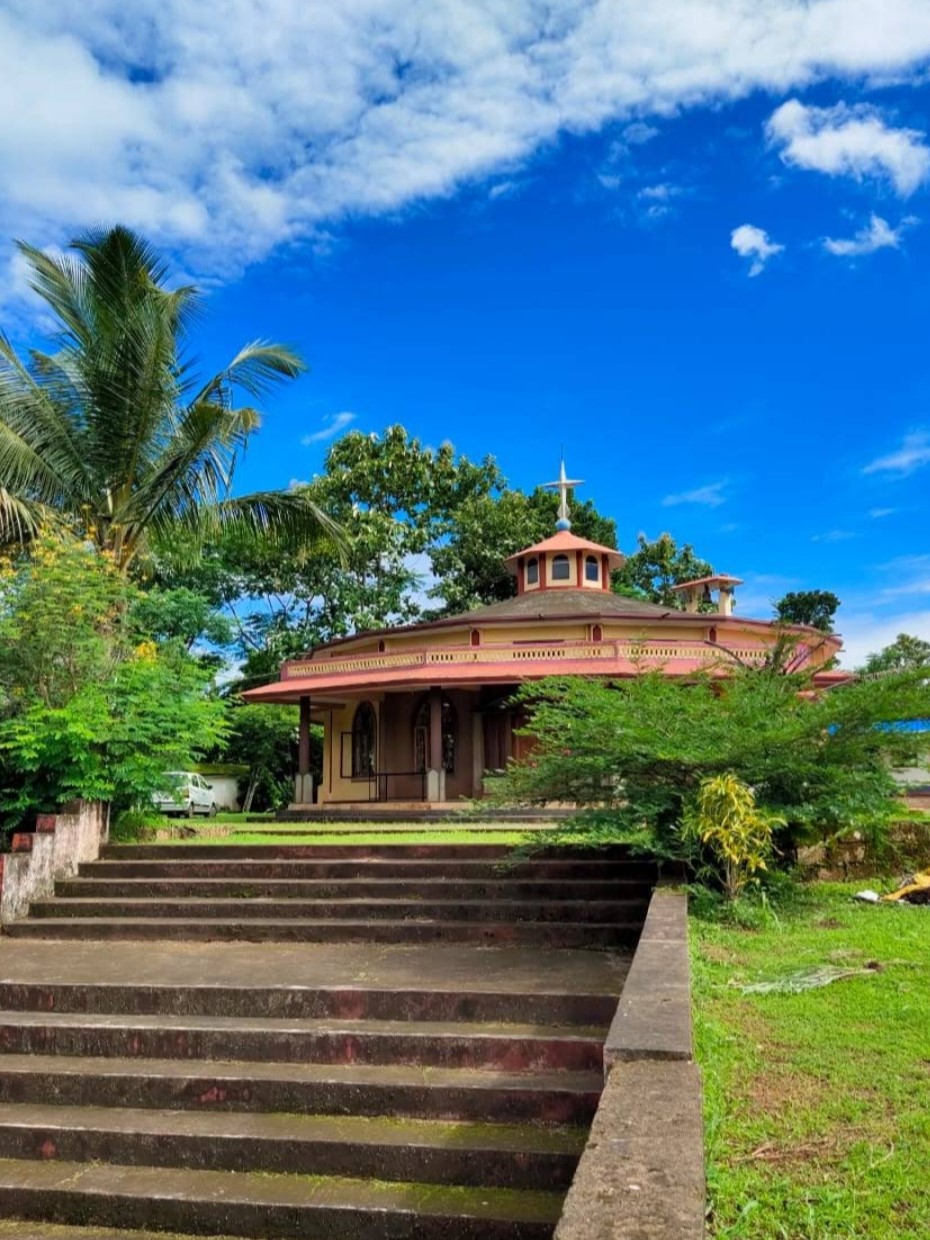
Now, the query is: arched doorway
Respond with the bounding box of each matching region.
[413,696,457,774]
[351,701,377,777]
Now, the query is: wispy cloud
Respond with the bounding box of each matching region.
[863,430,930,477]
[302,411,357,445]
[730,224,784,277]
[869,507,897,519]
[661,481,727,508]
[812,529,856,543]
[824,213,916,257]
[766,100,930,195]
[3,4,930,290]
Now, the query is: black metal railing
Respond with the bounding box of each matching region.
[339,733,428,801]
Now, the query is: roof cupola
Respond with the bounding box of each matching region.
[505,459,624,595]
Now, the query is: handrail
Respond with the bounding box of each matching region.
[283,639,783,679]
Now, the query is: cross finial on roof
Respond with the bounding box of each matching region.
[543,458,584,531]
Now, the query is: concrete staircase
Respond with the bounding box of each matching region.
[0,842,655,1238]
[5,843,652,947]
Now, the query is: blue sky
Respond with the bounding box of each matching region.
[3,2,930,665]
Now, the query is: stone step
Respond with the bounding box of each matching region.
[246,824,557,835]
[0,1104,585,1190]
[0,1011,604,1071]
[0,1159,563,1238]
[101,844,634,861]
[4,917,639,947]
[29,897,649,924]
[80,858,655,880]
[0,1055,603,1124]
[0,1222,249,1240]
[57,877,649,900]
[0,981,617,1026]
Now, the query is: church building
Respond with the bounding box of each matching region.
[245,465,845,809]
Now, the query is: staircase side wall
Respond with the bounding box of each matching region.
[554,890,705,1240]
[0,801,109,925]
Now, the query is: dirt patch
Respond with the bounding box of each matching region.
[734,1129,868,1170]
[745,1068,830,1116]
[699,943,738,964]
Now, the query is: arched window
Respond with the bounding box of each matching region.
[526,557,539,585]
[552,554,570,581]
[470,629,481,647]
[585,555,600,583]
[351,702,377,777]
[413,697,457,773]
[591,624,603,643]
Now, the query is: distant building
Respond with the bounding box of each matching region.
[245,464,846,809]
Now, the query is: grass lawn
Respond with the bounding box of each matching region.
[174,828,536,846]
[692,883,930,1238]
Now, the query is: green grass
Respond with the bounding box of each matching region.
[692,883,930,1238]
[174,829,535,846]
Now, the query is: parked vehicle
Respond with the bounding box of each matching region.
[152,772,217,817]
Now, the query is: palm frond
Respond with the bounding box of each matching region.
[203,489,345,557]
[188,341,307,406]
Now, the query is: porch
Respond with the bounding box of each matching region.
[294,685,534,810]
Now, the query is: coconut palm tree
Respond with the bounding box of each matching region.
[0,225,337,571]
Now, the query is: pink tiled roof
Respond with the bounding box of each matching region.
[503,530,625,569]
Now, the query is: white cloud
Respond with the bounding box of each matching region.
[869,507,897,518]
[661,481,727,508]
[3,3,930,288]
[811,529,856,542]
[766,99,930,195]
[619,122,660,149]
[836,608,930,669]
[638,183,681,203]
[823,212,916,256]
[301,411,357,445]
[863,430,930,476]
[730,224,784,276]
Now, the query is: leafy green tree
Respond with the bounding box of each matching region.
[488,666,930,879]
[429,487,618,616]
[613,533,714,607]
[217,702,317,812]
[0,225,335,571]
[774,590,841,633]
[204,427,504,684]
[0,533,227,829]
[861,633,930,674]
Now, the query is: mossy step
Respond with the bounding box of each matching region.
[4,917,639,949]
[0,1054,603,1123]
[0,1158,564,1238]
[0,1010,605,1071]
[0,1222,249,1240]
[30,897,647,923]
[0,1103,586,1189]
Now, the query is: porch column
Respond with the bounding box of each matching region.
[472,707,485,799]
[427,685,445,802]
[294,694,314,806]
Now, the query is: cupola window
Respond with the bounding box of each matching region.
[526,557,539,585]
[552,554,570,581]
[585,555,599,583]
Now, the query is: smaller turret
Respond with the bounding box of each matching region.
[671,575,743,617]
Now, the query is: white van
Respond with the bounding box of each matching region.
[152,772,217,817]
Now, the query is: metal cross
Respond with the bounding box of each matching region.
[543,459,584,530]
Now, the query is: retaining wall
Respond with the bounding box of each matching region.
[555,889,705,1240]
[0,802,108,925]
